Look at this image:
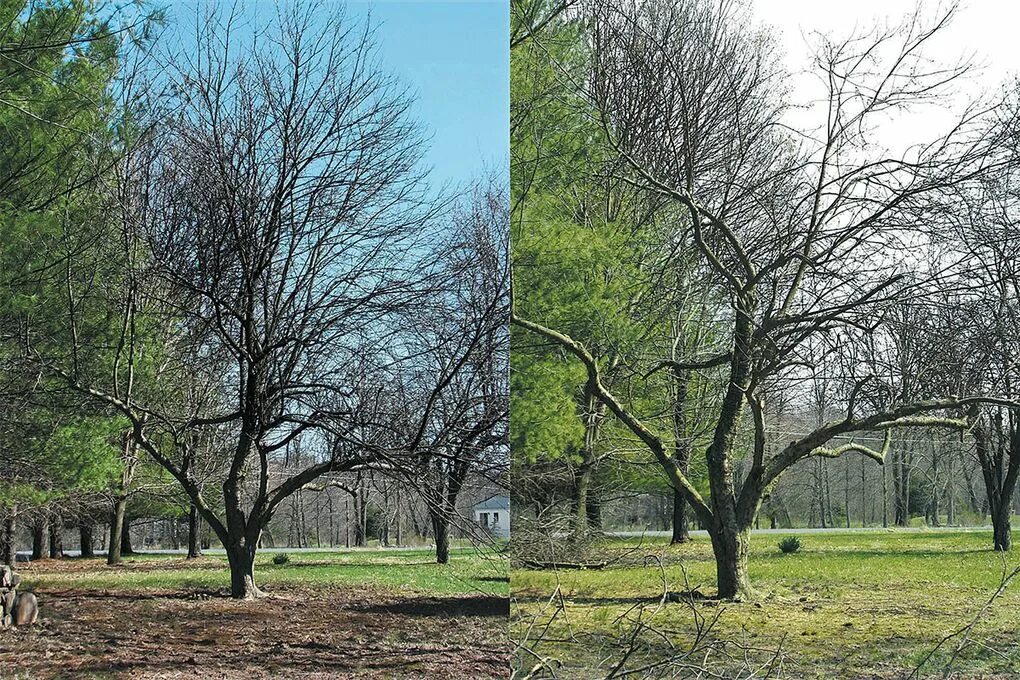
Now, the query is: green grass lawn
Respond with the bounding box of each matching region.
[512,530,1020,678]
[21,547,509,597]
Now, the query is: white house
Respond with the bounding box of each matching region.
[472,495,510,538]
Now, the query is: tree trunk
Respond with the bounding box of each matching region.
[813,458,826,528]
[946,451,957,526]
[1,510,16,565]
[573,388,603,536]
[108,496,127,565]
[974,419,1020,553]
[79,522,95,558]
[431,511,450,564]
[120,516,134,555]
[670,365,692,544]
[893,446,912,527]
[395,490,402,547]
[882,460,889,527]
[353,495,367,547]
[585,491,602,530]
[187,501,202,559]
[48,515,63,559]
[671,487,690,544]
[993,507,1012,552]
[710,523,752,600]
[30,521,46,561]
[861,458,868,527]
[844,461,851,529]
[572,463,592,536]
[225,538,262,599]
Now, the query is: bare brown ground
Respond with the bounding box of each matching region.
[0,561,508,679]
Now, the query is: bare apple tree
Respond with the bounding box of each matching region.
[513,0,1019,598]
[55,2,443,598]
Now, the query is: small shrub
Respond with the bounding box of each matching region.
[272,553,290,565]
[778,537,801,554]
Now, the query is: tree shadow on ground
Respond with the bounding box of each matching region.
[357,595,510,618]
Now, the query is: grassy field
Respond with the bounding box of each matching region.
[1,547,509,679]
[511,530,1020,678]
[21,547,508,596]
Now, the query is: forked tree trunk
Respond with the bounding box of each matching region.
[108,496,127,565]
[79,522,95,558]
[974,419,1020,553]
[353,501,367,547]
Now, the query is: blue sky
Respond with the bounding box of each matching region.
[165,1,509,189]
[350,2,509,187]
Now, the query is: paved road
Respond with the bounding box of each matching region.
[608,526,993,538]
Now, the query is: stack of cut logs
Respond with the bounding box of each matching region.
[0,565,37,629]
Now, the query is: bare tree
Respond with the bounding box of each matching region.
[513,0,1019,598]
[52,2,446,598]
[408,181,510,563]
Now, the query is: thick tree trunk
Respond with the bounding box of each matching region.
[710,524,752,600]
[187,501,202,559]
[352,483,368,547]
[573,388,603,536]
[993,509,1012,552]
[30,522,46,561]
[353,512,367,547]
[974,420,1020,553]
[48,515,63,559]
[225,538,262,599]
[431,512,450,564]
[107,496,127,565]
[79,522,94,558]
[120,516,134,555]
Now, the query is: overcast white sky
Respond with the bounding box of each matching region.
[752,0,1020,153]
